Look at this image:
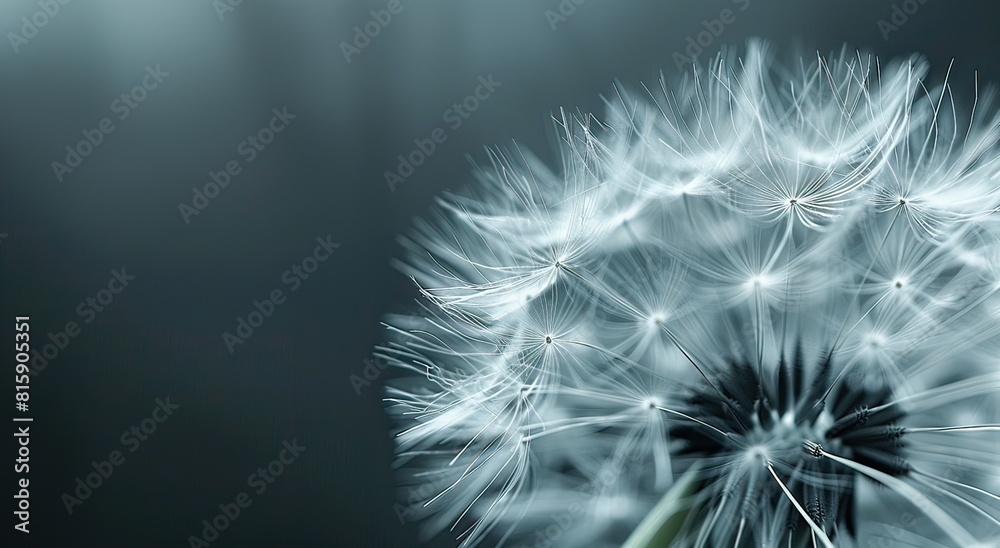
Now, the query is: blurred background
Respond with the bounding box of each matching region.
[1,1,997,546]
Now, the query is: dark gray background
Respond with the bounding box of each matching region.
[1,1,997,546]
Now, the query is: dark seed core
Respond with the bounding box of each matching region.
[668,341,909,545]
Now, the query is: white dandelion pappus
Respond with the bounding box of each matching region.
[377,42,1000,547]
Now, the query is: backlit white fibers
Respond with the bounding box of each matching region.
[377,43,1000,547]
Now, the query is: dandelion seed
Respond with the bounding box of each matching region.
[378,42,1000,547]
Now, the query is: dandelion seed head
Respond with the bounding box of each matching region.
[379,42,1000,547]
